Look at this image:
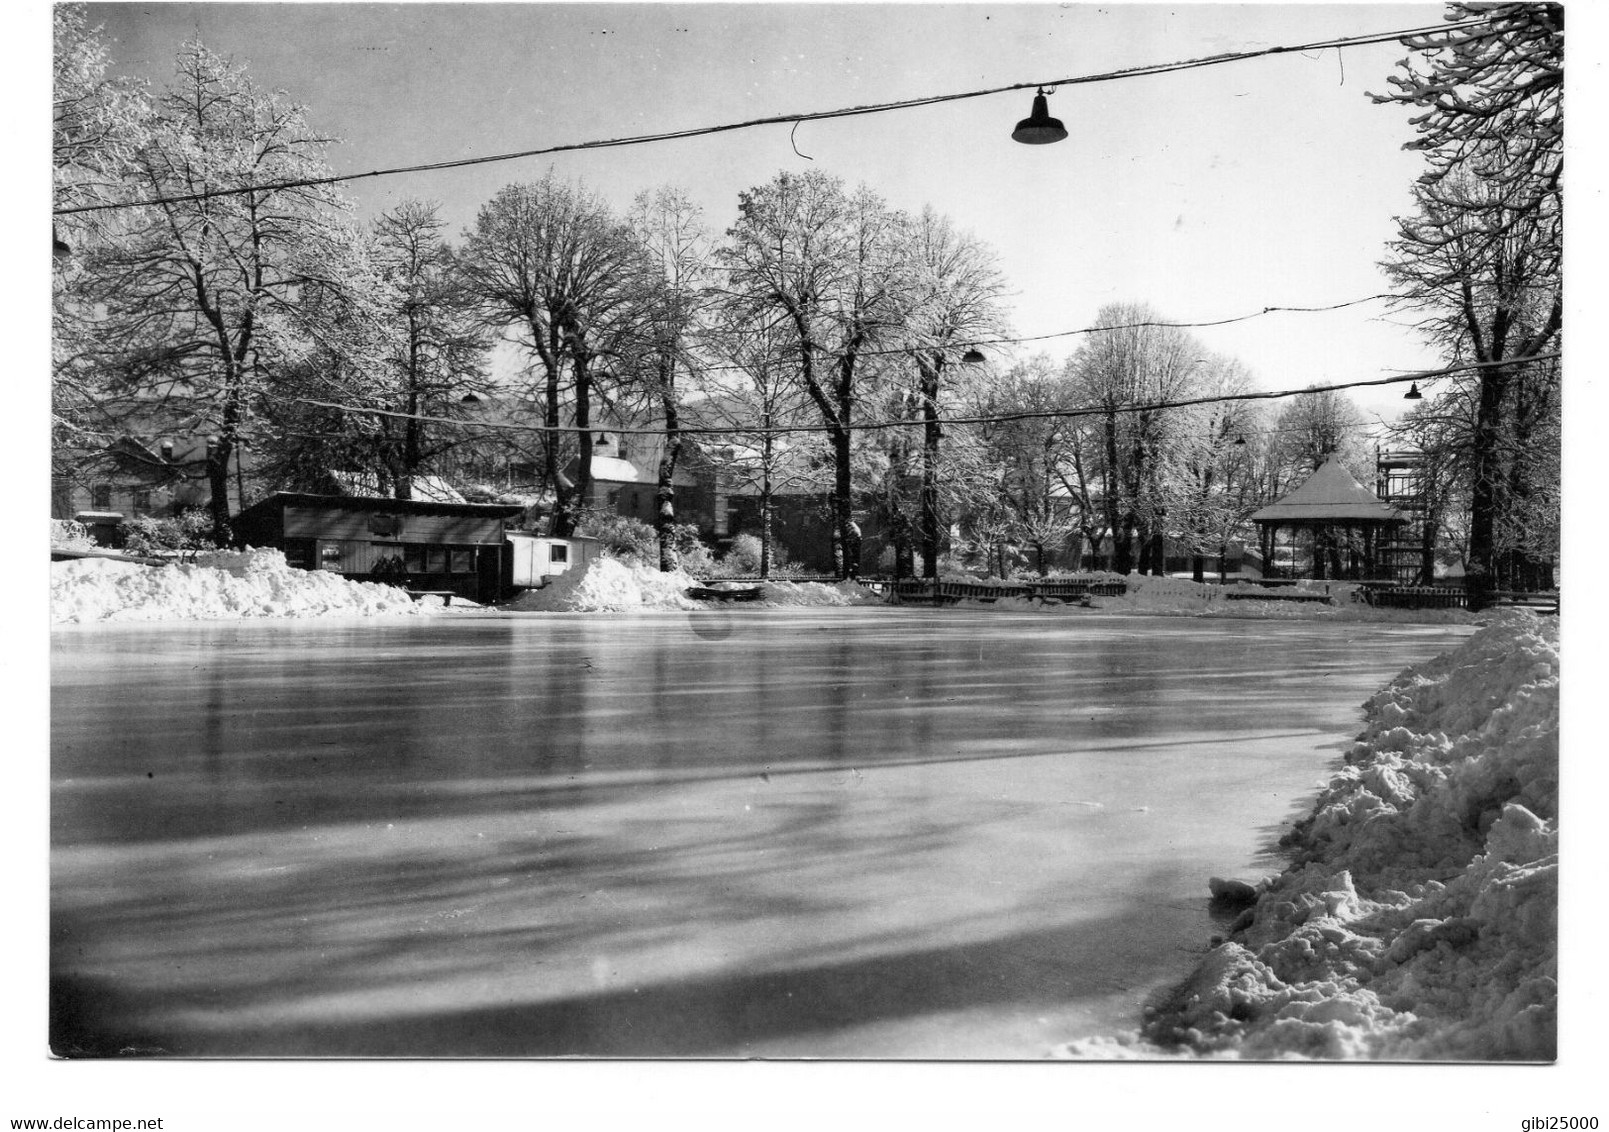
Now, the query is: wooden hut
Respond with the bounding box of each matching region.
[1250,457,1405,581]
[234,492,526,603]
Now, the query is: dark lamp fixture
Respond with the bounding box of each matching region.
[1403,382,1424,400]
[961,348,986,365]
[1011,88,1067,145]
[52,225,71,260]
[1233,435,1247,446]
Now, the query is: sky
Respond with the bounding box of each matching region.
[76,1,1454,424]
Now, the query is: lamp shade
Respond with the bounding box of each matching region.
[1011,93,1067,145]
[1403,382,1423,400]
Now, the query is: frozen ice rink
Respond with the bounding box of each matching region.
[51,609,1468,1057]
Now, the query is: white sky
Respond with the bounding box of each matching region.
[81,1,1452,424]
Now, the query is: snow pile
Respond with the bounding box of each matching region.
[505,558,882,611]
[504,557,705,612]
[756,580,882,607]
[1114,572,1219,613]
[1065,611,1558,1060]
[51,548,424,623]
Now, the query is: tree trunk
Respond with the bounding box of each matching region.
[207,442,234,546]
[542,358,567,535]
[760,498,774,578]
[830,426,858,580]
[920,359,942,579]
[1465,365,1512,610]
[655,361,681,573]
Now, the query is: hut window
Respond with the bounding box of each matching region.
[550,544,569,564]
[91,484,112,510]
[426,547,447,573]
[131,489,152,515]
[404,546,426,573]
[451,549,472,574]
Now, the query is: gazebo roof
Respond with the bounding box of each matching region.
[1250,456,1402,525]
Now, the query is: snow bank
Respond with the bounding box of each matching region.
[504,557,704,612]
[504,558,882,612]
[751,579,883,607]
[1064,611,1558,1060]
[51,548,424,623]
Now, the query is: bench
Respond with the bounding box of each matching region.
[406,589,458,606]
[687,584,764,602]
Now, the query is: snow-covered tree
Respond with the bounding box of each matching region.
[458,176,648,535]
[720,171,908,578]
[1376,3,1562,602]
[626,187,714,570]
[74,40,374,542]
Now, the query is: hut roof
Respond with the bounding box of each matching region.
[1250,456,1402,525]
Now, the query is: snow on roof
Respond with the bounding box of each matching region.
[1249,456,1402,524]
[587,455,643,484]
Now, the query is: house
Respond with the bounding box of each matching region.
[233,492,527,603]
[566,433,731,539]
[51,427,245,544]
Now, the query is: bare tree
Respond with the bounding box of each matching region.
[967,355,1083,577]
[1065,303,1203,574]
[458,176,646,535]
[52,4,150,486]
[720,171,906,578]
[693,311,832,578]
[75,39,371,542]
[1376,3,1562,603]
[894,207,1011,577]
[627,187,712,570]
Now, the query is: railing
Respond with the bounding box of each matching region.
[876,578,1127,605]
[1355,585,1559,612]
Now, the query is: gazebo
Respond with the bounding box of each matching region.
[1250,456,1405,581]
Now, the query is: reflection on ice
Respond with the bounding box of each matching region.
[51,609,1467,1058]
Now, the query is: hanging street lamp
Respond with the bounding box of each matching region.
[1011,88,1067,145]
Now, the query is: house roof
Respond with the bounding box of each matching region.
[238,492,527,521]
[1249,456,1403,525]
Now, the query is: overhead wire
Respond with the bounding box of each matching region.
[290,353,1557,440]
[52,17,1495,218]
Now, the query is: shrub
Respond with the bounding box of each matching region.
[577,513,659,564]
[578,512,715,573]
[716,532,790,576]
[50,518,93,550]
[120,511,217,560]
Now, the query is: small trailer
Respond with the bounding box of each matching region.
[506,532,602,590]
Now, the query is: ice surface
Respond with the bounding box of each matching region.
[1063,611,1559,1060]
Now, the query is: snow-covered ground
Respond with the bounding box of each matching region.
[51,549,425,623]
[1062,610,1558,1060]
[50,542,1477,625]
[949,572,1475,624]
[49,548,886,622]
